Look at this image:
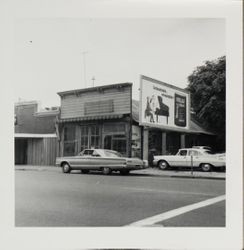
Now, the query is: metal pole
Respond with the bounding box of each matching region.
[191,154,193,175]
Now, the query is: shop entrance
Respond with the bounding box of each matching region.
[15,138,28,164]
[80,124,100,151]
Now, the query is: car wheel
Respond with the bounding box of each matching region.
[158,160,169,170]
[120,169,130,175]
[62,162,71,173]
[81,169,90,174]
[201,163,212,172]
[102,167,112,175]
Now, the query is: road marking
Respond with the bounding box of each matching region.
[125,195,225,227]
[121,186,215,197]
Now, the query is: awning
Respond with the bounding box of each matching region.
[15,133,57,138]
[58,114,124,123]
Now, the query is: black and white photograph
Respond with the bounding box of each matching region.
[1,0,243,250]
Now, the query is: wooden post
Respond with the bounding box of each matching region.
[162,132,167,155]
[181,134,186,149]
[143,127,149,160]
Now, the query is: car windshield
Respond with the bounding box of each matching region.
[102,150,122,158]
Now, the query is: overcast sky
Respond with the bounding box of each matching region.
[14,18,225,107]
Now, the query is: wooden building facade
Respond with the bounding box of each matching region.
[57,83,133,157]
[14,101,59,166]
[15,134,57,165]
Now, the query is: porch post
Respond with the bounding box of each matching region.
[143,127,149,161]
[180,134,186,148]
[162,132,167,155]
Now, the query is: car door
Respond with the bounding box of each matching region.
[70,149,94,169]
[188,149,201,167]
[171,149,189,167]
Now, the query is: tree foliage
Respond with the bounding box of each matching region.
[187,56,226,147]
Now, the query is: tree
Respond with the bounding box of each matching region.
[187,56,226,150]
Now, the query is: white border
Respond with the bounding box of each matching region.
[1,0,243,249]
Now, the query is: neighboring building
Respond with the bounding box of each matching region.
[14,101,59,165]
[132,99,215,163]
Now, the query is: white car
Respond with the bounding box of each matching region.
[153,148,226,172]
[192,146,212,151]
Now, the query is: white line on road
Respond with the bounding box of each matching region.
[121,186,215,197]
[125,195,225,227]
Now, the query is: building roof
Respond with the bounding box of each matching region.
[57,82,132,97]
[132,99,214,135]
[14,100,39,106]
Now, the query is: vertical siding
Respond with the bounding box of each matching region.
[60,86,132,119]
[27,138,57,166]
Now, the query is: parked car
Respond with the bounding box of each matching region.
[192,146,212,151]
[153,148,226,172]
[56,149,148,175]
[193,146,226,157]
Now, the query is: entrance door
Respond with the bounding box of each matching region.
[80,125,100,151]
[15,139,28,164]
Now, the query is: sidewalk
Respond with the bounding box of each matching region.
[15,165,225,180]
[137,167,226,180]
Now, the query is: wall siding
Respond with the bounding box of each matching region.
[60,86,131,119]
[26,138,57,166]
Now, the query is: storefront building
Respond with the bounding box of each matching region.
[57,83,133,157]
[57,80,215,162]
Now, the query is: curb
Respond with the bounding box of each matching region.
[15,167,225,180]
[169,175,225,180]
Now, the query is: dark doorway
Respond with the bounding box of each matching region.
[15,139,28,164]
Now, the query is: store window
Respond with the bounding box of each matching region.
[103,123,127,156]
[90,125,100,149]
[80,125,89,151]
[104,134,126,156]
[80,124,100,151]
[63,125,76,156]
[131,125,141,158]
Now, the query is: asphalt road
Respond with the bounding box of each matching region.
[15,170,225,227]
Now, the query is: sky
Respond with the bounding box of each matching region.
[14,18,225,108]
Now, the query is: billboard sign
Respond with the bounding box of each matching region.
[139,75,190,131]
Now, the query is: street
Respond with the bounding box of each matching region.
[15,169,225,227]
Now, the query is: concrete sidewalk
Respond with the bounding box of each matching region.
[15,165,225,180]
[137,167,225,180]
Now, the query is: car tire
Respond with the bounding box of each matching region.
[201,163,212,172]
[62,162,71,173]
[120,169,130,175]
[102,167,112,175]
[158,160,169,170]
[81,169,90,174]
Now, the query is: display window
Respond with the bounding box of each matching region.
[80,124,100,151]
[103,123,127,156]
[63,125,76,156]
